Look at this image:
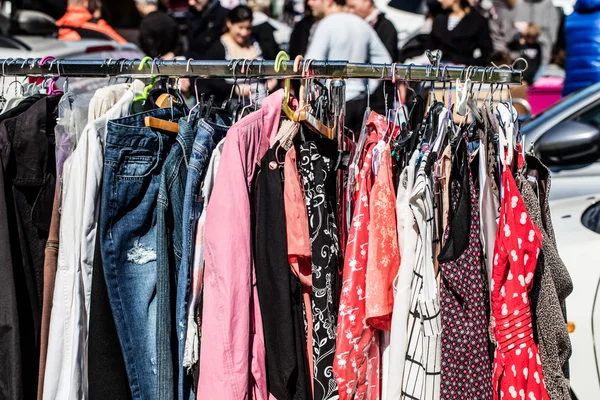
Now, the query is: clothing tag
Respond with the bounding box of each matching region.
[336,150,351,171]
[527,174,540,199]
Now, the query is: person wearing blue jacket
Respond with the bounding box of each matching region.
[563,0,600,95]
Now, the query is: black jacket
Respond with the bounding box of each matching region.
[373,13,399,61]
[195,37,277,105]
[0,94,61,400]
[186,3,229,60]
[508,39,542,84]
[139,10,180,58]
[288,15,315,96]
[429,10,493,66]
[370,12,399,113]
[253,21,281,62]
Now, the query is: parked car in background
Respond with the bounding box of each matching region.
[521,82,600,399]
[0,9,142,96]
[523,81,600,201]
[550,194,600,400]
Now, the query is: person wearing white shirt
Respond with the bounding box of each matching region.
[305,0,392,134]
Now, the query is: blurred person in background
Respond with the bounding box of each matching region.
[538,48,565,80]
[476,0,517,53]
[57,0,127,43]
[181,0,229,93]
[428,0,492,65]
[346,0,399,61]
[346,0,397,123]
[508,22,541,84]
[135,0,180,58]
[563,0,600,96]
[288,9,315,95]
[194,5,279,105]
[397,0,443,63]
[186,0,229,59]
[305,0,391,134]
[248,0,281,60]
[89,0,104,19]
[511,0,560,65]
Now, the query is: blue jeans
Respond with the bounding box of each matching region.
[155,114,198,400]
[176,118,228,400]
[100,106,184,400]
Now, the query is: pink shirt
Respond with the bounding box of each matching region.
[198,90,284,399]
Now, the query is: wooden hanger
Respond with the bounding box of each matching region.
[291,56,336,140]
[145,116,179,133]
[293,108,335,139]
[144,90,179,134]
[156,92,176,108]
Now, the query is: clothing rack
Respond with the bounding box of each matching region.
[0,58,523,84]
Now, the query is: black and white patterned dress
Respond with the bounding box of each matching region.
[298,139,340,400]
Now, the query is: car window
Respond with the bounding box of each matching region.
[573,103,600,129]
[582,201,600,234]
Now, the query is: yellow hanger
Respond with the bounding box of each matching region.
[133,56,156,105]
[274,51,295,120]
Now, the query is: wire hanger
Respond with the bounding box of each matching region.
[0,59,8,112]
[431,65,452,154]
[187,58,205,122]
[239,59,257,119]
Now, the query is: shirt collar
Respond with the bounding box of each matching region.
[365,8,382,27]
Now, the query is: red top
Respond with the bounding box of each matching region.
[491,166,550,400]
[365,144,400,330]
[334,133,380,400]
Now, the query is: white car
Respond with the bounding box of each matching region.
[523,85,600,399]
[549,194,600,399]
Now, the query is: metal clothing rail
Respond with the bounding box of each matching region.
[0,58,523,84]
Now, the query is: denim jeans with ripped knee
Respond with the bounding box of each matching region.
[99,106,184,400]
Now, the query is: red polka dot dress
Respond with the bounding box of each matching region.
[491,165,550,400]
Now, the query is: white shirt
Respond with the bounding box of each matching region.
[384,149,419,400]
[305,12,392,100]
[43,81,144,400]
[402,151,442,400]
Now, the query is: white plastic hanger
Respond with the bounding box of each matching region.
[496,102,518,168]
[455,75,472,117]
